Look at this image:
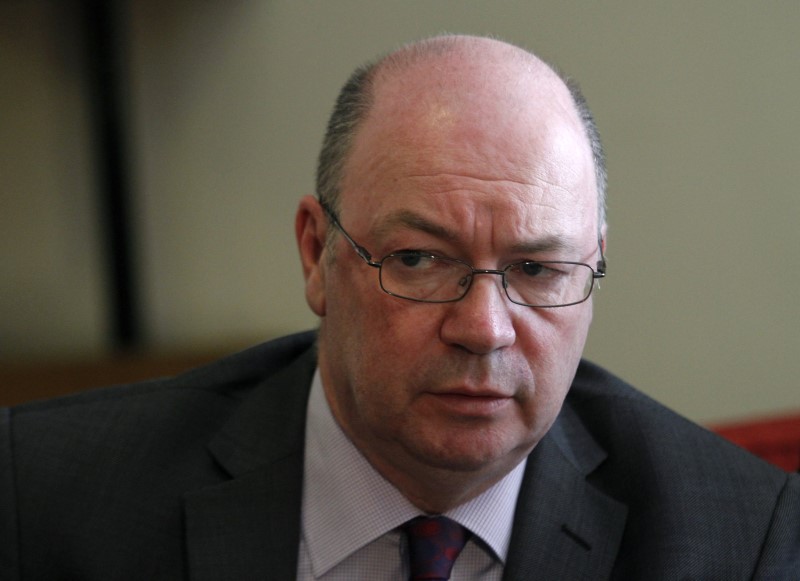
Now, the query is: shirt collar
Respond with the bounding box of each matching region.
[302,368,526,577]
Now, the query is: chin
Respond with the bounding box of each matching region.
[411,433,531,474]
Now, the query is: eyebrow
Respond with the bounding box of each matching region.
[372,210,458,242]
[508,236,580,256]
[371,209,581,256]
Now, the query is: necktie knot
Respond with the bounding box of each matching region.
[402,516,471,580]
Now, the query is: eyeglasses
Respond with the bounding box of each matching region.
[321,201,606,308]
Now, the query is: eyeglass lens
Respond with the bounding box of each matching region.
[378,253,594,307]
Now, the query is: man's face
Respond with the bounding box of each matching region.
[301,48,602,500]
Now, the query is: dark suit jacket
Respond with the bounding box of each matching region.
[1,331,798,580]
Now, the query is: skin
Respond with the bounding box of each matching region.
[296,36,605,514]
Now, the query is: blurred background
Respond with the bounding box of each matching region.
[2,1,798,424]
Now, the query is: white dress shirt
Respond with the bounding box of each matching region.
[296,369,526,580]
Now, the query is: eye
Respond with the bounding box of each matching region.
[394,251,437,269]
[519,261,545,277]
[514,262,563,278]
[511,261,566,280]
[399,253,424,267]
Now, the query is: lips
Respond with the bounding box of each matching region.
[424,390,514,417]
[430,383,515,399]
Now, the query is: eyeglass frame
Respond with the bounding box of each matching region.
[320,200,607,308]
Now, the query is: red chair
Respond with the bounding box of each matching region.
[712,412,800,472]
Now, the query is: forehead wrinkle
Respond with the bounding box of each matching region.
[407,171,541,191]
[367,208,584,258]
[508,234,581,256]
[405,171,580,202]
[370,209,459,243]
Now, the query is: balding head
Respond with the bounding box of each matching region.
[316,35,607,231]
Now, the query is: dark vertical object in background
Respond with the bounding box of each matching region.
[82,0,141,349]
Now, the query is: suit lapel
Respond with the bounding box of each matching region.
[184,346,316,581]
[503,406,628,580]
[184,458,303,580]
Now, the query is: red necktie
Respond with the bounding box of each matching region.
[402,516,471,580]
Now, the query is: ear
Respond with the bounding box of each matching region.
[295,195,328,316]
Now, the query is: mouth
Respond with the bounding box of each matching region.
[424,390,514,417]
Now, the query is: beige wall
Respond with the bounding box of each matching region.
[2,1,798,423]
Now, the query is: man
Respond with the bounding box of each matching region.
[1,35,798,580]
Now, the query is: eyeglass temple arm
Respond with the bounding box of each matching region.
[320,200,379,266]
[595,238,607,278]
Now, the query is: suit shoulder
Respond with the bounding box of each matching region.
[567,359,788,484]
[564,360,799,575]
[3,331,316,468]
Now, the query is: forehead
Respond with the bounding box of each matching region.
[338,47,598,244]
[370,201,591,259]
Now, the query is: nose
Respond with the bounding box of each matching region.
[439,273,517,354]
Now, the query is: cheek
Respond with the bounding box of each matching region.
[355,303,442,389]
[349,273,441,342]
[527,302,592,362]
[325,261,381,335]
[325,265,437,384]
[516,305,593,405]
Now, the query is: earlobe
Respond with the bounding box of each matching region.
[295,195,327,316]
[600,224,608,253]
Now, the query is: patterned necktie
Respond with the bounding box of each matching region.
[402,516,471,580]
